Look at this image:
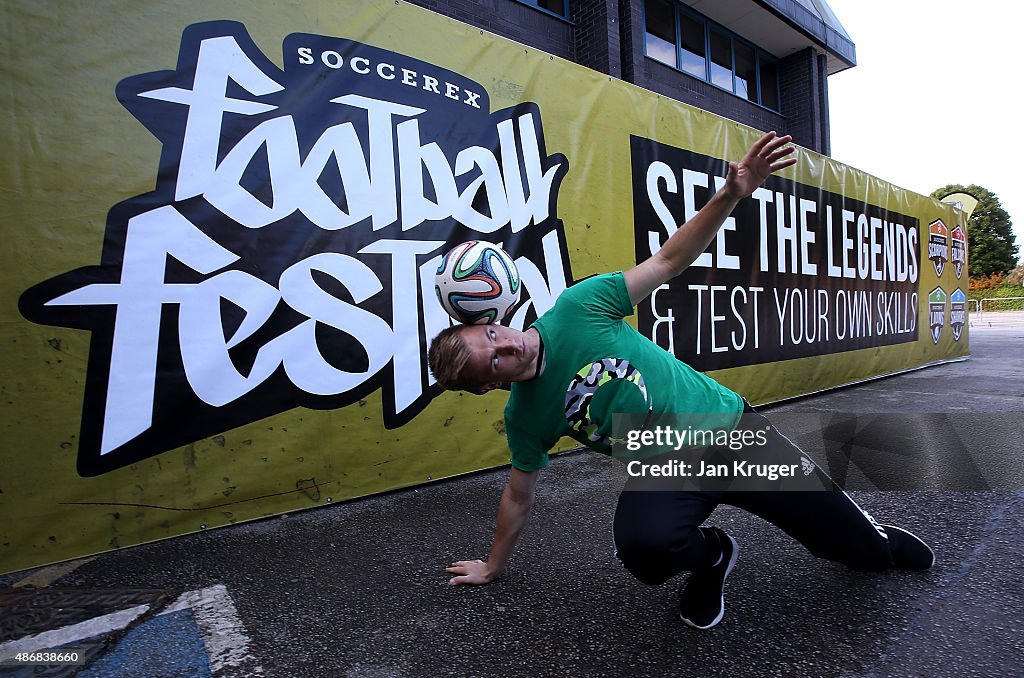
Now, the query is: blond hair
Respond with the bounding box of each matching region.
[427,325,480,391]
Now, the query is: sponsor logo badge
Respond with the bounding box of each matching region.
[950,226,967,279]
[928,287,947,344]
[950,288,966,341]
[928,219,949,277]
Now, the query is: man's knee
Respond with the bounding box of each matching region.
[614,524,709,585]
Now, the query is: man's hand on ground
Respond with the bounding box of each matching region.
[446,559,498,585]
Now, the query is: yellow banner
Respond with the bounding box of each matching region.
[1,0,968,573]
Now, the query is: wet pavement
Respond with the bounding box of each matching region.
[1,323,1022,677]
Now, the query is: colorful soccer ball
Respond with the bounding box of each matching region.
[434,241,521,324]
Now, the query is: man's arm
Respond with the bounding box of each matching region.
[446,466,538,585]
[623,131,796,306]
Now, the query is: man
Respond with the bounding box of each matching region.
[427,132,934,630]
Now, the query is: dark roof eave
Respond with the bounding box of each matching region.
[755,0,857,72]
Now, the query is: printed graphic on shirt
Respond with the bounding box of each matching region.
[564,358,650,446]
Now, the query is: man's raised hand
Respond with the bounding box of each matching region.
[723,131,796,201]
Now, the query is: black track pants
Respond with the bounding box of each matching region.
[612,404,896,585]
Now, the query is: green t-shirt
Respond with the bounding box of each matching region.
[504,272,743,472]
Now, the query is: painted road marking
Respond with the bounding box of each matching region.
[160,585,264,677]
[0,604,150,661]
[12,556,97,589]
[0,584,263,676]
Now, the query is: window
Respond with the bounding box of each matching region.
[642,1,782,112]
[516,0,569,19]
[734,41,756,102]
[708,29,733,90]
[644,0,677,67]
[759,57,780,110]
[678,14,706,79]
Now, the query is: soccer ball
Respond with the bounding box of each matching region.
[434,241,521,324]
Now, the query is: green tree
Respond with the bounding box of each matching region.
[931,184,1018,277]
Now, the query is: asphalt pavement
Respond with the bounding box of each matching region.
[2,321,1022,677]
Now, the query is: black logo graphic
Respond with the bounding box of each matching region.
[19,21,571,475]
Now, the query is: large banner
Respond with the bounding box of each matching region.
[632,137,920,370]
[1,0,968,573]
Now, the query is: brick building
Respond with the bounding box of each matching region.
[405,0,855,155]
